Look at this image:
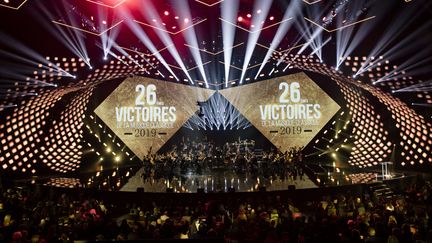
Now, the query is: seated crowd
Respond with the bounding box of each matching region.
[0,176,431,242]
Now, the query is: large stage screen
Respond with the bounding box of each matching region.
[95,77,215,160]
[220,72,340,152]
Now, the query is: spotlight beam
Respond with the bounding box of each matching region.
[255,1,299,80]
[0,104,18,109]
[136,2,195,84]
[120,8,179,81]
[239,0,273,84]
[335,1,380,68]
[221,0,240,87]
[393,80,432,93]
[355,5,428,75]
[35,3,91,68]
[0,35,74,78]
[174,1,210,88]
[99,8,121,59]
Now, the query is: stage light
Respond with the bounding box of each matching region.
[269,16,274,21]
[164,11,169,16]
[175,16,179,19]
[184,18,189,23]
[106,147,111,153]
[257,9,262,14]
[115,156,121,162]
[152,19,157,22]
[247,13,252,18]
[238,16,243,22]
[103,56,107,61]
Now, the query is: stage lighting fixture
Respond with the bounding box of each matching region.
[247,13,252,18]
[184,18,189,23]
[164,11,169,16]
[269,16,274,21]
[238,16,243,22]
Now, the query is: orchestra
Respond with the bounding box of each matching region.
[140,136,304,181]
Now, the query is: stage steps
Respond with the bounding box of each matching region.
[369,182,395,200]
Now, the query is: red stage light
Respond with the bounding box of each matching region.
[247,13,252,18]
[269,16,274,21]
[152,19,157,22]
[172,26,176,29]
[164,11,169,16]
[238,16,243,22]
[175,16,179,19]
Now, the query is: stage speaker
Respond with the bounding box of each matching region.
[228,187,235,193]
[136,187,144,193]
[288,185,296,191]
[166,188,174,193]
[197,188,205,193]
[259,186,266,192]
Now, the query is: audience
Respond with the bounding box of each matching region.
[1,176,431,242]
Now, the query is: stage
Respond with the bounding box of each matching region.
[120,167,318,193]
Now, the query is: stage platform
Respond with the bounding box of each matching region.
[24,164,409,194]
[120,167,317,193]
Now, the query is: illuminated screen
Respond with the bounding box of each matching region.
[95,72,339,159]
[95,76,215,160]
[219,72,340,152]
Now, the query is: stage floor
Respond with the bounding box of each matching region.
[120,167,318,193]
